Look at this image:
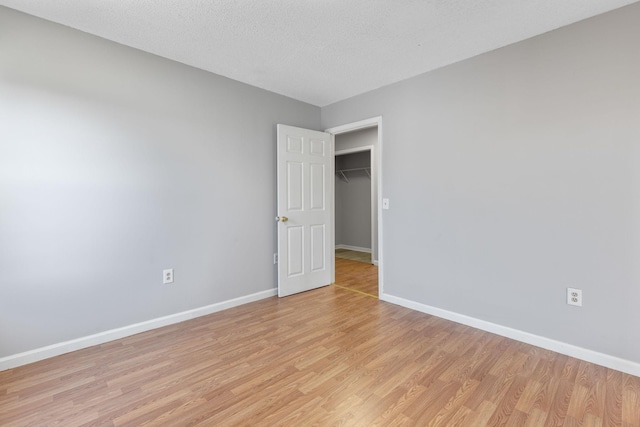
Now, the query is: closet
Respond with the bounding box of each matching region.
[334,151,372,254]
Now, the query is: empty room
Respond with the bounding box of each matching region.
[1,1,640,425]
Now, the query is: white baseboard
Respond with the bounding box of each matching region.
[0,288,277,372]
[335,244,371,253]
[372,260,379,266]
[380,292,640,377]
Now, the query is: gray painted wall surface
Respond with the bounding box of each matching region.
[0,7,319,357]
[335,152,371,250]
[322,3,640,363]
[335,127,379,261]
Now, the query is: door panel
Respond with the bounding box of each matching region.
[277,124,334,297]
[310,138,325,156]
[287,226,304,277]
[287,162,303,211]
[310,163,325,210]
[310,224,326,272]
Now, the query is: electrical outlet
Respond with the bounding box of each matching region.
[382,198,390,210]
[163,269,174,284]
[273,253,278,264]
[567,288,582,306]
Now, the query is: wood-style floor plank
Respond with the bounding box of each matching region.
[1,285,638,426]
[335,248,372,264]
[335,256,378,297]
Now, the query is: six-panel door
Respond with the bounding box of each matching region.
[277,124,333,297]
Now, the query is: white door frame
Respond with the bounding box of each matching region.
[334,145,375,264]
[325,116,383,295]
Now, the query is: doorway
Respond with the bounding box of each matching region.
[275,118,382,298]
[326,118,382,298]
[334,147,377,297]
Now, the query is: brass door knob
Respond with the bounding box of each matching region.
[275,216,288,222]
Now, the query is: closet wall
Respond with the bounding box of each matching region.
[335,151,372,252]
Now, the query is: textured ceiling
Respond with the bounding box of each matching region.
[1,0,637,106]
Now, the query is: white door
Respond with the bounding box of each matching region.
[277,124,334,297]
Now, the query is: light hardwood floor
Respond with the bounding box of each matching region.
[335,248,372,264]
[1,286,639,426]
[335,256,378,298]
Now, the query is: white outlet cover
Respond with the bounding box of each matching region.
[567,287,582,306]
[382,198,390,210]
[163,268,174,284]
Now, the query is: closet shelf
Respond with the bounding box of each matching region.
[336,167,371,183]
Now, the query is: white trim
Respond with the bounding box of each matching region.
[369,145,376,263]
[0,289,277,372]
[380,292,640,377]
[335,244,371,253]
[335,146,372,156]
[326,116,383,295]
[377,120,383,295]
[329,133,336,285]
[325,116,381,135]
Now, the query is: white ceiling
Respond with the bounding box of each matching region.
[1,0,637,107]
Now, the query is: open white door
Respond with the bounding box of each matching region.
[277,124,334,297]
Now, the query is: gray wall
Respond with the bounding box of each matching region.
[0,7,320,358]
[335,152,371,251]
[322,3,640,363]
[335,127,379,261]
